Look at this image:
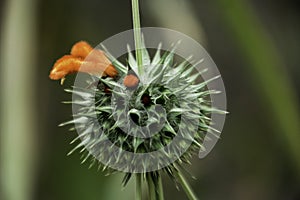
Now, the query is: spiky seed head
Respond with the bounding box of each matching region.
[62,43,223,184]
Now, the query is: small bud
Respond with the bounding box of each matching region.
[123,74,139,88]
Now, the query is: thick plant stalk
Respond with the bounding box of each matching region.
[135,174,143,200]
[156,174,165,200]
[131,0,144,75]
[146,173,164,200]
[147,174,156,200]
[132,1,146,199]
[0,0,37,199]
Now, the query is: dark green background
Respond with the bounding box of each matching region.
[1,0,300,200]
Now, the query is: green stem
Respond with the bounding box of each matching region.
[135,174,142,200]
[147,173,165,200]
[147,174,156,200]
[156,173,165,200]
[175,167,198,200]
[131,0,143,75]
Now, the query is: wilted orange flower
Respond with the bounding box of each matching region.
[49,41,118,83]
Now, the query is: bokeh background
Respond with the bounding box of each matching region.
[1,0,300,200]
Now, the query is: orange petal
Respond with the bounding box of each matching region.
[80,61,109,77]
[71,41,93,58]
[70,41,117,77]
[49,41,118,82]
[105,64,118,77]
[49,55,83,80]
[49,55,118,81]
[71,41,110,64]
[87,49,112,65]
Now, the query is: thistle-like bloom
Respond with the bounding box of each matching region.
[49,41,118,82]
[49,1,226,199]
[50,39,224,200]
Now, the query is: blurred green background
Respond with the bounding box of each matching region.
[1,0,300,200]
